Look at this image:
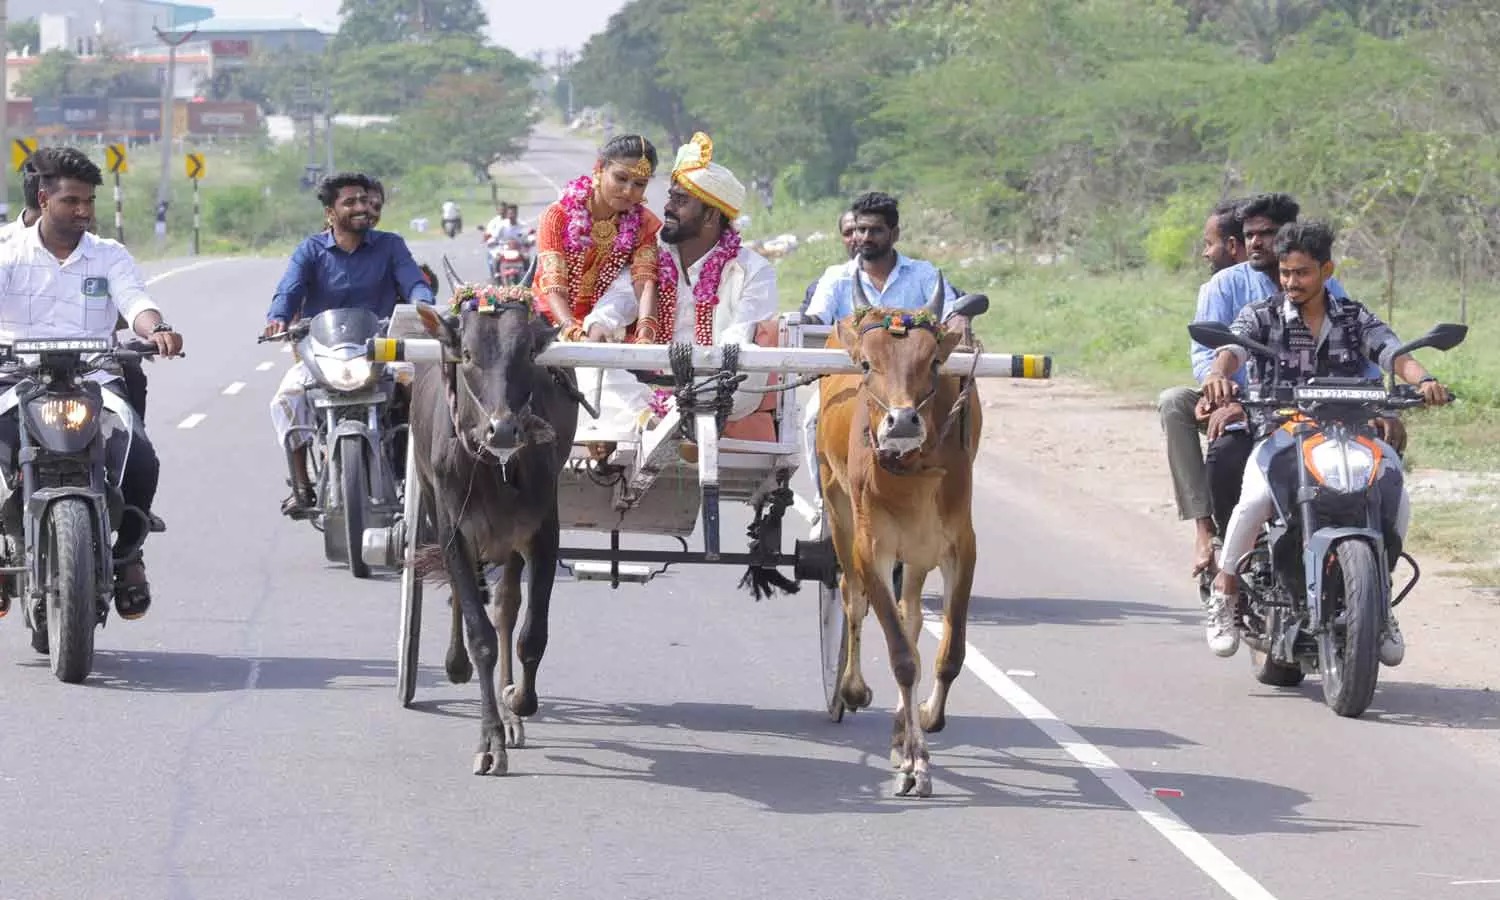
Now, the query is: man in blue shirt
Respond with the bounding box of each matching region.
[264,172,434,516]
[800,191,966,518]
[1158,192,1358,578]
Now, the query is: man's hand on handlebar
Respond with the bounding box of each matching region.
[1418,378,1452,407]
[149,329,184,358]
[263,319,288,340]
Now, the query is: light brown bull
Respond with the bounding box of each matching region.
[817,279,981,798]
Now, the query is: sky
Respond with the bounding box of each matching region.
[200,0,629,58]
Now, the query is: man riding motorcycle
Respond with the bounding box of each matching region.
[0,147,184,620]
[1200,221,1450,663]
[264,172,434,516]
[441,200,462,237]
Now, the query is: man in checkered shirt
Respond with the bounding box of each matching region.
[0,147,185,621]
[1198,221,1451,664]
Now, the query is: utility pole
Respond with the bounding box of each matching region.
[152,25,196,210]
[1,0,10,224]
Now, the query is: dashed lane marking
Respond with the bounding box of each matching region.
[177,413,207,430]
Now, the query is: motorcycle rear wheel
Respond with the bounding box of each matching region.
[45,499,97,684]
[1319,540,1382,717]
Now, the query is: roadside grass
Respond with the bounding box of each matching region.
[745,199,1499,586]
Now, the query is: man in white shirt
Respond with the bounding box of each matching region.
[0,147,184,620]
[579,132,777,433]
[0,160,41,245]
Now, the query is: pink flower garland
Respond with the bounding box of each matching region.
[655,226,742,345]
[561,174,641,256]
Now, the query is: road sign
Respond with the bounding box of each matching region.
[185,152,206,180]
[105,143,128,174]
[11,137,36,173]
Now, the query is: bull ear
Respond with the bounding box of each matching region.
[835,316,862,359]
[935,326,964,365]
[415,302,459,349]
[532,320,561,355]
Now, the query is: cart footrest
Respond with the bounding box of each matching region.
[570,561,657,585]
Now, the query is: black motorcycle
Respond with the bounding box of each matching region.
[0,337,164,683]
[265,309,406,579]
[1189,320,1465,717]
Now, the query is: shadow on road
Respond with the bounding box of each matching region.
[1365,681,1500,731]
[964,594,1201,628]
[408,692,1385,832]
[74,650,396,693]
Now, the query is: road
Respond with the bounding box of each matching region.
[0,125,1497,900]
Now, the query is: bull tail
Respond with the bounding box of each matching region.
[411,544,453,584]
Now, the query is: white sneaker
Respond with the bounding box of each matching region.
[1380,616,1405,667]
[1204,591,1240,658]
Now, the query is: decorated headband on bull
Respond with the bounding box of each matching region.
[450,283,531,316]
[852,265,951,336]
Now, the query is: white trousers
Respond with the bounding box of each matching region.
[1218,442,1411,573]
[270,363,317,450]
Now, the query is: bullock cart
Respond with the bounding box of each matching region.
[362,305,1052,713]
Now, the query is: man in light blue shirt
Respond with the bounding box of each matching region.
[801,192,964,517]
[1160,193,1359,578]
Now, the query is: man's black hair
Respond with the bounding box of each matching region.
[316,172,376,209]
[1239,192,1300,227]
[849,191,899,229]
[598,134,658,173]
[368,177,385,199]
[31,146,102,193]
[1273,220,1335,264]
[1210,197,1245,242]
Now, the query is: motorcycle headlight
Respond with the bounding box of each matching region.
[316,355,375,391]
[1306,436,1378,494]
[36,397,94,431]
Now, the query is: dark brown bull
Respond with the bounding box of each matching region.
[817,276,982,797]
[408,299,579,775]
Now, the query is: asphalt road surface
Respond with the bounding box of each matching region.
[0,126,1497,900]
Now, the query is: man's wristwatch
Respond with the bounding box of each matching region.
[1418,375,1437,385]
[151,322,175,334]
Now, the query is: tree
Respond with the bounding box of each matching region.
[401,72,537,182]
[334,0,487,48]
[329,37,534,115]
[571,0,693,145]
[7,19,40,54]
[14,47,158,102]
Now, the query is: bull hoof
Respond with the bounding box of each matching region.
[472,734,509,776]
[892,768,933,798]
[841,683,873,711]
[503,683,539,718]
[504,717,526,750]
[919,701,946,734]
[445,655,473,685]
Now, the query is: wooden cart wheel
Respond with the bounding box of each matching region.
[396,448,425,708]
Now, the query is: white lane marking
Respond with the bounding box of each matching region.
[792,493,818,524]
[921,620,1279,900]
[1452,880,1500,886]
[256,362,274,372]
[222,382,245,396]
[145,259,222,286]
[177,413,207,430]
[281,344,291,354]
[516,160,562,195]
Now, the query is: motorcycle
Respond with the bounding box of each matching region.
[263,308,407,579]
[0,337,165,683]
[1188,320,1466,717]
[442,217,462,239]
[489,237,533,287]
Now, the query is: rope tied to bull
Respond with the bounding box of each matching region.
[668,340,741,439]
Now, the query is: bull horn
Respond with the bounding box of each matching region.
[851,259,873,314]
[926,270,948,317]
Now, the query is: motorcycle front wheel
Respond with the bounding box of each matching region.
[340,436,372,579]
[44,499,97,683]
[1318,540,1382,717]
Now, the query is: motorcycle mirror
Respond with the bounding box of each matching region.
[945,293,990,321]
[1391,322,1468,359]
[1188,321,1275,359]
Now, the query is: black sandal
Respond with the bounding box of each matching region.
[113,563,152,620]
